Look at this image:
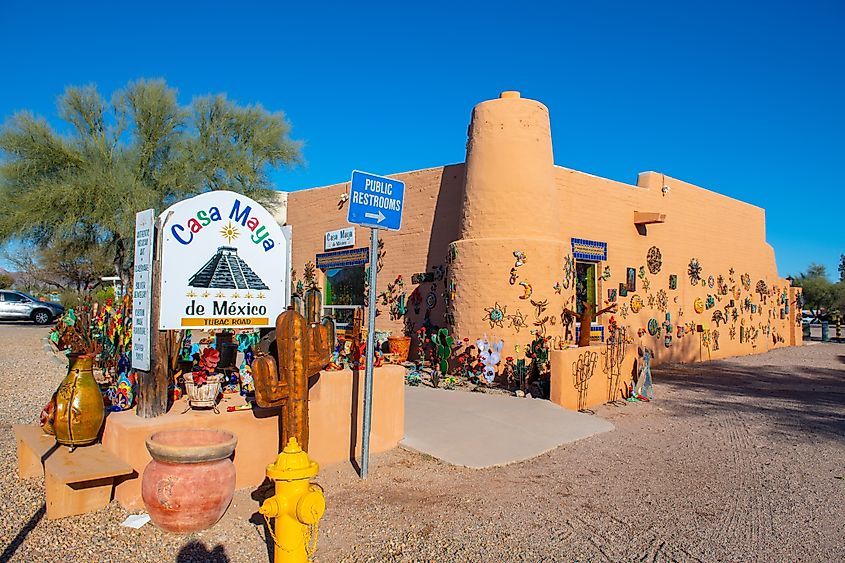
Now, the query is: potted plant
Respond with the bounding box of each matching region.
[185,348,223,413]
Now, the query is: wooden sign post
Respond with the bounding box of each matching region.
[136,219,169,418]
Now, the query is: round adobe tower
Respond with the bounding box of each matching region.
[448,92,565,348]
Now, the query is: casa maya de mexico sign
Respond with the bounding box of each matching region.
[158,190,291,330]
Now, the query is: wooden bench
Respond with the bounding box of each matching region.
[14,425,135,520]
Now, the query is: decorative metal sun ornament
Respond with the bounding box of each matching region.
[630,294,643,313]
[507,309,528,333]
[647,246,662,274]
[483,302,507,328]
[688,258,703,285]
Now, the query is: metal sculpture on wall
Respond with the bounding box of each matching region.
[573,350,599,412]
[608,288,617,302]
[508,309,528,333]
[741,273,752,291]
[647,246,662,274]
[483,302,507,329]
[656,289,668,312]
[620,302,629,319]
[688,258,703,286]
[694,297,705,314]
[562,254,574,289]
[601,325,628,404]
[630,294,643,313]
[756,280,768,303]
[601,265,611,281]
[518,280,533,300]
[626,268,637,292]
[619,282,628,297]
[647,318,660,336]
[708,275,715,289]
[669,274,677,290]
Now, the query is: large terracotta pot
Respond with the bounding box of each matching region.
[142,429,237,533]
[54,354,105,447]
[388,336,412,362]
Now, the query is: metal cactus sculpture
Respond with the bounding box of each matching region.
[601,325,629,403]
[252,306,331,451]
[430,328,454,388]
[572,350,599,412]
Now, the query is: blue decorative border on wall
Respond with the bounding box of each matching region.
[316,247,370,269]
[571,238,607,262]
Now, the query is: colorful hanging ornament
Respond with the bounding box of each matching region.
[630,294,643,313]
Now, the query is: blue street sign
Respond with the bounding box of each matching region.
[347,170,405,231]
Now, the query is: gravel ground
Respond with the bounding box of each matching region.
[1,324,843,562]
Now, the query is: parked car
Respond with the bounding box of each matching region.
[0,290,65,324]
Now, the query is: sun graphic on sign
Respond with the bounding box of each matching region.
[220,221,240,243]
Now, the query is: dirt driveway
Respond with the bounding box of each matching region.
[1,324,843,562]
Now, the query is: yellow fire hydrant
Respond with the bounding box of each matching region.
[259,437,326,563]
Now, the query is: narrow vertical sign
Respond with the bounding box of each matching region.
[132,209,155,371]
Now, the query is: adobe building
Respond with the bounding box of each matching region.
[282,91,802,406]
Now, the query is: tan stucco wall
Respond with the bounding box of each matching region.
[284,93,801,372]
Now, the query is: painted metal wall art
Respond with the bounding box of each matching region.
[601,266,611,281]
[647,318,659,336]
[483,302,507,329]
[707,275,715,289]
[608,289,617,302]
[693,297,705,314]
[647,246,662,274]
[688,258,703,285]
[741,273,751,291]
[626,268,637,292]
[518,280,533,299]
[669,274,677,290]
[705,295,716,310]
[711,310,725,326]
[619,282,628,297]
[647,293,655,310]
[620,302,630,319]
[630,294,643,313]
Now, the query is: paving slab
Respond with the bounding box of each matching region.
[400,386,614,468]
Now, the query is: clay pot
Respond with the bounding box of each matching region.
[142,429,237,533]
[388,336,412,362]
[53,354,105,447]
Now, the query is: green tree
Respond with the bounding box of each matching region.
[838,254,844,282]
[0,79,301,283]
[0,272,13,289]
[793,263,837,320]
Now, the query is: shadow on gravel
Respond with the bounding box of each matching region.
[653,361,845,441]
[0,502,45,562]
[176,540,230,562]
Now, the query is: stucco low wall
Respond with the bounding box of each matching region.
[550,346,637,411]
[103,365,405,509]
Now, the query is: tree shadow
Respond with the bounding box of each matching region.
[653,357,845,441]
[175,541,230,562]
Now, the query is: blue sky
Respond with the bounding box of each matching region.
[1,0,842,279]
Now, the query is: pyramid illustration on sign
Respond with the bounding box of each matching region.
[188,246,269,290]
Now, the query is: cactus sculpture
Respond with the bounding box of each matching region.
[430,328,454,387]
[476,335,504,384]
[252,306,331,451]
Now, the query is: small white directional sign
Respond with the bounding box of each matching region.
[347,170,405,231]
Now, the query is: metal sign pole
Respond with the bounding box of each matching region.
[361,227,379,479]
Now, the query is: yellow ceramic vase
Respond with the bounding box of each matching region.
[54,354,105,447]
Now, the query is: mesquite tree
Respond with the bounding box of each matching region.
[0,79,301,284]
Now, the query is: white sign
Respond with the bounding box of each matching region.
[158,191,291,329]
[324,227,355,250]
[132,209,155,370]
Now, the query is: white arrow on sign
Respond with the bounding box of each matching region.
[364,210,385,223]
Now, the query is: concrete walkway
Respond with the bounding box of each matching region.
[400,386,614,468]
